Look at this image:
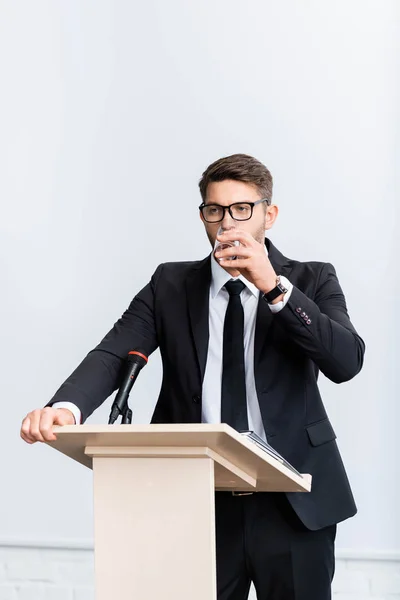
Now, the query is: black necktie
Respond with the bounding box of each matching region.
[221,279,248,432]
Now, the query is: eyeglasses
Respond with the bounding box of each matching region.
[198,199,269,223]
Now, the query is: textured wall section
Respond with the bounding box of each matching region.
[0,543,399,600]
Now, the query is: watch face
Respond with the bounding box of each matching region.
[278,283,288,294]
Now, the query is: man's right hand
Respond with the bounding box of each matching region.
[20,407,75,444]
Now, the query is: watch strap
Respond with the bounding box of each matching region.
[263,277,288,303]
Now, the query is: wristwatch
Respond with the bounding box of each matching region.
[262,276,288,303]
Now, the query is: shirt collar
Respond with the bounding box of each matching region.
[210,245,268,300]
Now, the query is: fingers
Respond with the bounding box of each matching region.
[20,416,35,444]
[215,246,252,261]
[20,408,57,444]
[218,258,250,269]
[22,409,45,443]
[39,408,59,441]
[217,230,256,246]
[20,407,76,444]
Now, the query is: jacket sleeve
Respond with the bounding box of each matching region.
[273,262,365,383]
[46,264,163,422]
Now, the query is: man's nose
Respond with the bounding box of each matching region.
[220,209,235,230]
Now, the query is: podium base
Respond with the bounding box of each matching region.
[92,454,217,600]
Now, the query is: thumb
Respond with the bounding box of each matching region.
[54,408,75,426]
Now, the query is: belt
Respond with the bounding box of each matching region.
[231,491,254,496]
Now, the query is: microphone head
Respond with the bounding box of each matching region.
[127,349,148,366]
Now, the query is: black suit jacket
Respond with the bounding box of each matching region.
[48,238,365,530]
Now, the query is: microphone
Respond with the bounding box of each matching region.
[108,349,148,424]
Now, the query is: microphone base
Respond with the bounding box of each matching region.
[108,406,133,425]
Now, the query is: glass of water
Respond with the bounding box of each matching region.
[214,225,241,261]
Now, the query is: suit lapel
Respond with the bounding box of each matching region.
[185,255,212,382]
[254,238,293,367]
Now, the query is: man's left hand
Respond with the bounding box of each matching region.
[214,230,280,298]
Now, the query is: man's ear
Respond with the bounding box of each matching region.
[265,204,279,231]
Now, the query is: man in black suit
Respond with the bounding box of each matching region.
[21,154,365,599]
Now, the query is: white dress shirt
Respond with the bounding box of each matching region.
[53,250,293,431]
[201,251,292,441]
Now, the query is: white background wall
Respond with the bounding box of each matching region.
[0,0,398,561]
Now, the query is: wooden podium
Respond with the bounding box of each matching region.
[48,424,311,600]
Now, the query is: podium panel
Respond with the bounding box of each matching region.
[92,455,216,600]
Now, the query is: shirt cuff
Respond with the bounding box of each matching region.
[52,402,82,425]
[267,276,293,313]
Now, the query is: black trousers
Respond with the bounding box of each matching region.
[215,492,336,600]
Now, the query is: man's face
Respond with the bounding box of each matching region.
[200,179,277,248]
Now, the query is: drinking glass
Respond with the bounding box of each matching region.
[213,225,241,261]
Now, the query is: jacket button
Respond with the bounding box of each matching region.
[301,311,306,317]
[192,394,201,404]
[306,319,312,325]
[296,307,302,313]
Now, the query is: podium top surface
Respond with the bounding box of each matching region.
[47,423,311,493]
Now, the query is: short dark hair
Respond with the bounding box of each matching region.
[199,153,273,204]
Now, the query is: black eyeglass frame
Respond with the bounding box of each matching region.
[198,198,269,223]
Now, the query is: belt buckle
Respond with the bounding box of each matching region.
[232,491,254,496]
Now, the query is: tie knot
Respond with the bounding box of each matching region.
[225,280,245,296]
